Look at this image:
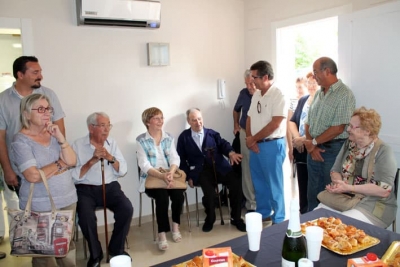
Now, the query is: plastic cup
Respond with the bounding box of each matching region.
[110,255,131,267]
[245,212,262,251]
[247,231,262,251]
[245,212,262,232]
[305,226,323,261]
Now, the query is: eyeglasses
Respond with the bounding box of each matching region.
[252,75,263,80]
[257,101,261,114]
[347,123,361,130]
[92,124,113,130]
[31,106,54,113]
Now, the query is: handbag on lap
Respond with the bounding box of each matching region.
[8,170,74,257]
[145,167,187,189]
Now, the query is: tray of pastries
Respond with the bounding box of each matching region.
[172,253,256,267]
[301,216,380,255]
[382,241,400,267]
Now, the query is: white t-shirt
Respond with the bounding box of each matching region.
[247,85,288,138]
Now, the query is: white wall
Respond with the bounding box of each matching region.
[0,0,245,223]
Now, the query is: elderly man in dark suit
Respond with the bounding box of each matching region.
[177,108,245,232]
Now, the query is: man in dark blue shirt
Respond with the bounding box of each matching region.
[233,70,257,212]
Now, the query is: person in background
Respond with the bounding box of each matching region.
[233,69,257,212]
[10,94,76,267]
[177,108,245,233]
[318,107,397,228]
[287,76,307,162]
[304,57,356,211]
[137,107,185,251]
[288,72,318,213]
[0,56,66,244]
[246,60,288,224]
[71,112,133,267]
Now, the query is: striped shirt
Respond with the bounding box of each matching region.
[306,79,355,139]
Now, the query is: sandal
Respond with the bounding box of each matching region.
[157,238,169,251]
[172,231,182,243]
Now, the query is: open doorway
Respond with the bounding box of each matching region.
[274,14,340,219]
[0,29,22,92]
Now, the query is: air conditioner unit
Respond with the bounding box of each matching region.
[76,0,161,28]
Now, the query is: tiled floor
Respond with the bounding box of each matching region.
[0,158,298,266]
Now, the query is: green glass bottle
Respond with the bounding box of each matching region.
[282,199,307,267]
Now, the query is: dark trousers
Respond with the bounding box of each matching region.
[76,182,133,260]
[145,188,185,233]
[296,162,309,214]
[198,165,242,224]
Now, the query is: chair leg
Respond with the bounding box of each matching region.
[184,192,191,232]
[151,198,156,241]
[83,236,88,259]
[139,193,142,227]
[195,187,199,227]
[226,187,231,217]
[125,237,130,249]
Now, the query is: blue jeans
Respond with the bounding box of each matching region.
[250,138,286,223]
[307,140,345,211]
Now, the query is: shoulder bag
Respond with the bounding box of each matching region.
[8,170,74,257]
[317,139,382,212]
[145,167,187,189]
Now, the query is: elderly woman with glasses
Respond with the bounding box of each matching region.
[136,107,185,251]
[10,94,77,266]
[317,107,397,228]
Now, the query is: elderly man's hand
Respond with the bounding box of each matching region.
[229,152,242,165]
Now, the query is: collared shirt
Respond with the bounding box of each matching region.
[247,85,288,138]
[0,83,65,153]
[136,130,180,193]
[71,134,127,185]
[306,79,355,139]
[233,88,254,129]
[191,129,203,150]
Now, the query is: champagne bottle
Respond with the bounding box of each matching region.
[282,199,307,267]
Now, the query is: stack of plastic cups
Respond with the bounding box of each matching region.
[245,212,262,251]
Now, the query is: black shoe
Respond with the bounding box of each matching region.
[231,218,246,232]
[0,251,6,260]
[110,251,132,261]
[87,252,103,267]
[202,221,214,232]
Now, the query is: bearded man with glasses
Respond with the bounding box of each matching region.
[245,60,288,224]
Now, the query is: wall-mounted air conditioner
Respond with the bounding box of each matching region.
[76,0,161,28]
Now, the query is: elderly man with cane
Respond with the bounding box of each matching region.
[177,108,245,233]
[71,112,133,267]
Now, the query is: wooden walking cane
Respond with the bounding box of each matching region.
[206,147,225,225]
[100,159,110,263]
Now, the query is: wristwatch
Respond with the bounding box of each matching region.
[108,156,116,165]
[312,138,318,146]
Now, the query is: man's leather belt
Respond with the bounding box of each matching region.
[257,137,283,143]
